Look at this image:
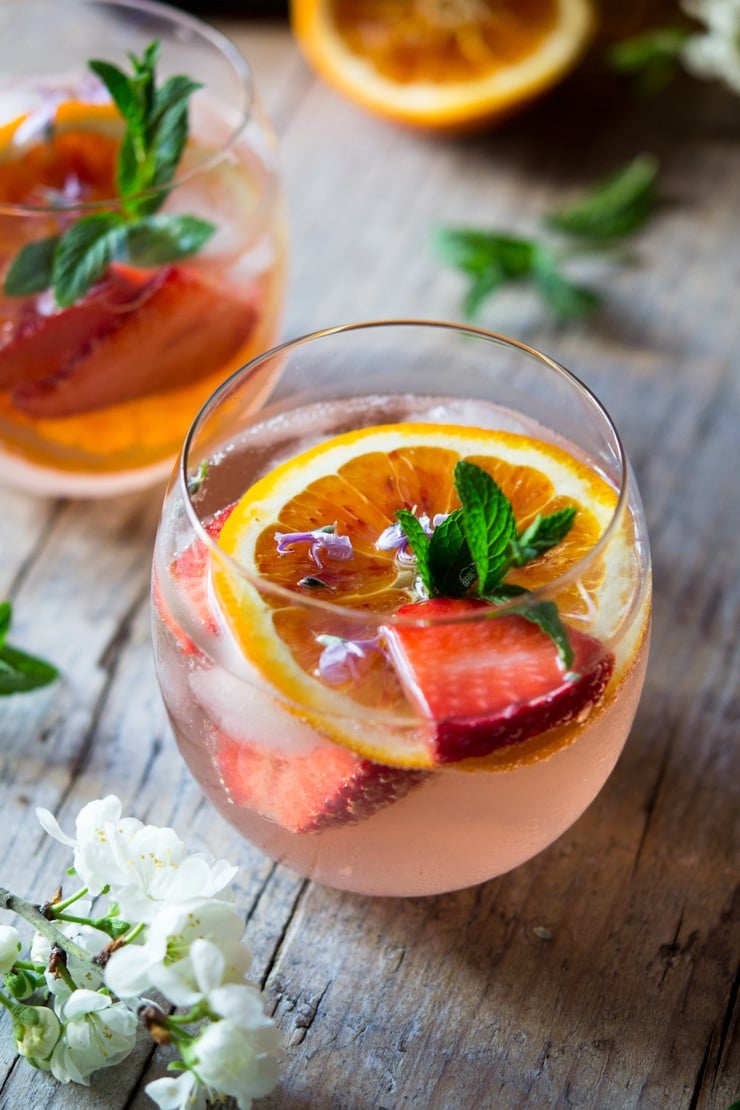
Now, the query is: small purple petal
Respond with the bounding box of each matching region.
[316,634,381,685]
[275,525,353,568]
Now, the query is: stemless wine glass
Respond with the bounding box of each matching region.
[152,321,652,898]
[0,0,285,496]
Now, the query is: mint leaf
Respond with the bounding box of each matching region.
[0,600,10,645]
[125,214,215,266]
[512,507,577,565]
[395,510,434,596]
[513,600,574,669]
[5,39,212,306]
[454,460,516,595]
[434,229,535,319]
[151,75,202,182]
[607,27,688,96]
[51,213,126,307]
[3,236,58,296]
[546,155,659,241]
[88,59,143,132]
[427,511,475,598]
[0,602,58,695]
[0,644,59,695]
[532,248,601,320]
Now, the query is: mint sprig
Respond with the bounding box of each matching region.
[0,601,58,695]
[3,41,215,307]
[435,154,659,322]
[606,27,690,97]
[396,461,578,664]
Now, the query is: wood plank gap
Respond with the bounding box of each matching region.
[258,877,310,993]
[4,501,65,596]
[67,589,148,783]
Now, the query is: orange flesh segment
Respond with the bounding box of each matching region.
[333,0,559,83]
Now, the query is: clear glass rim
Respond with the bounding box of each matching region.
[179,319,630,629]
[0,0,254,217]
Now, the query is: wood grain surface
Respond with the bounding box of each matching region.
[0,18,738,1110]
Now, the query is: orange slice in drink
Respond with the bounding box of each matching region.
[213,422,630,769]
[291,0,595,132]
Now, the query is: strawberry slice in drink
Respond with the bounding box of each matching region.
[0,265,151,389]
[215,731,426,834]
[152,506,234,656]
[3,262,258,417]
[384,597,614,764]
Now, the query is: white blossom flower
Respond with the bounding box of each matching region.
[681,0,740,93]
[37,795,237,921]
[152,936,255,1010]
[0,924,21,973]
[146,1069,209,1110]
[13,1003,61,1063]
[186,1018,283,1110]
[104,898,247,1001]
[49,989,137,1085]
[30,914,109,1000]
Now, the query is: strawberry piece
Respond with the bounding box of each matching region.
[384,597,614,764]
[0,266,151,389]
[215,731,426,834]
[153,505,234,656]
[5,263,258,417]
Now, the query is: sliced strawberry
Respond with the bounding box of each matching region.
[7,263,258,417]
[153,505,234,657]
[384,597,614,764]
[215,731,426,834]
[0,266,152,389]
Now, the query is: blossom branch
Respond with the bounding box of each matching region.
[0,887,91,966]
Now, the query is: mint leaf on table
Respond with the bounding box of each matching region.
[395,460,578,658]
[0,601,58,696]
[531,246,602,320]
[3,39,215,307]
[607,27,689,96]
[435,155,659,323]
[545,154,659,241]
[434,229,535,317]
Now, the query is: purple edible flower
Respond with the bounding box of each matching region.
[316,634,382,685]
[376,512,450,564]
[274,524,353,568]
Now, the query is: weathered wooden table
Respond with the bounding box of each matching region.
[1,18,738,1110]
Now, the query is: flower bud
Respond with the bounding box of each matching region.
[5,968,38,1000]
[0,925,21,974]
[13,1003,61,1062]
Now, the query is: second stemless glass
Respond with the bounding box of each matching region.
[152,321,652,897]
[0,0,286,496]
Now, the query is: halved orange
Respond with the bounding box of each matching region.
[290,0,595,132]
[213,422,633,768]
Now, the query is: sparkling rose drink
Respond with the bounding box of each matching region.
[152,323,651,897]
[0,0,285,496]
